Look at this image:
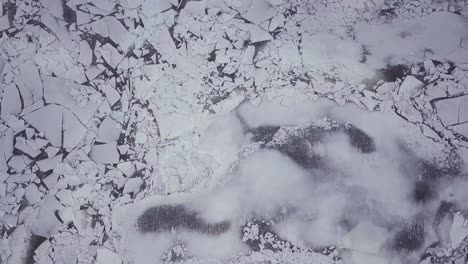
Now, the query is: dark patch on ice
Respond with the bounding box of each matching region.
[249,122,375,168]
[241,219,341,260]
[412,180,436,204]
[207,49,216,62]
[380,64,409,82]
[392,214,426,252]
[433,201,455,228]
[418,152,463,181]
[399,31,412,39]
[3,1,16,28]
[359,46,371,64]
[283,6,297,19]
[345,125,376,153]
[25,235,47,264]
[241,220,296,253]
[446,61,456,74]
[432,60,443,68]
[62,0,76,24]
[252,41,269,59]
[363,64,409,90]
[247,126,280,143]
[269,127,325,169]
[137,205,230,235]
[378,8,396,19]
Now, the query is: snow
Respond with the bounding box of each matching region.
[302,12,468,81]
[2,1,468,264]
[113,98,459,263]
[342,221,389,260]
[96,248,123,264]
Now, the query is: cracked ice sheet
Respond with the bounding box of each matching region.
[23,105,63,147]
[1,83,22,117]
[300,12,468,82]
[23,104,87,149]
[3,1,468,264]
[437,95,468,126]
[19,61,43,101]
[42,75,101,124]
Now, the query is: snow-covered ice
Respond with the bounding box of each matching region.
[1,0,468,264]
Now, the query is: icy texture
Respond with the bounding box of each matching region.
[1,0,468,264]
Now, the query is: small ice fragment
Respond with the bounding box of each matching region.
[117,162,135,177]
[184,0,206,16]
[25,184,43,204]
[62,109,87,150]
[79,40,93,67]
[25,128,35,140]
[241,46,255,64]
[398,76,423,96]
[58,207,75,223]
[123,177,143,194]
[141,0,172,18]
[8,155,31,172]
[250,26,272,43]
[101,84,120,106]
[36,154,63,172]
[45,146,60,158]
[32,196,63,237]
[144,148,158,165]
[93,0,116,12]
[1,83,22,117]
[23,105,63,147]
[450,213,468,245]
[39,0,64,18]
[90,143,120,164]
[14,140,41,158]
[244,0,277,25]
[98,117,122,143]
[135,131,147,144]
